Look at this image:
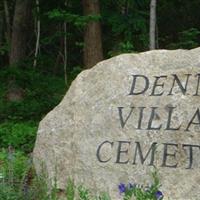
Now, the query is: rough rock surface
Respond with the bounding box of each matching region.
[33,48,200,199]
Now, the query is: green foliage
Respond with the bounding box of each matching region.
[66,178,75,200]
[0,68,66,121]
[102,0,149,55]
[68,66,82,83]
[158,0,200,48]
[0,149,59,200]
[0,149,29,181]
[168,28,200,49]
[0,42,9,56]
[41,31,65,46]
[0,121,37,153]
[48,9,101,28]
[0,184,22,200]
[78,186,90,200]
[95,193,111,200]
[77,185,112,200]
[108,41,135,56]
[120,171,163,200]
[66,180,112,200]
[0,67,67,153]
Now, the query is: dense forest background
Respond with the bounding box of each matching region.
[0,0,200,198]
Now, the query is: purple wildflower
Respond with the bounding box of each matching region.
[118,183,126,194]
[155,190,163,200]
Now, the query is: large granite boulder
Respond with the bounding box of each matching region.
[33,48,200,199]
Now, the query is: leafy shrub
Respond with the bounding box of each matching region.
[0,150,47,200]
[0,121,37,153]
[0,149,29,181]
[108,41,135,57]
[0,67,66,121]
[0,184,22,200]
[0,150,51,200]
[168,28,200,49]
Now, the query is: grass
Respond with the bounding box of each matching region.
[0,148,163,200]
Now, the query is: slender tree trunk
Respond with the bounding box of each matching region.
[156,22,159,49]
[83,0,103,68]
[63,0,68,84]
[149,0,157,50]
[0,11,3,47]
[10,0,32,65]
[33,0,40,68]
[64,20,67,84]
[3,0,11,42]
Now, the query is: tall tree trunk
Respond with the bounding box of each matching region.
[149,0,157,50]
[83,0,103,68]
[10,0,32,65]
[0,10,3,47]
